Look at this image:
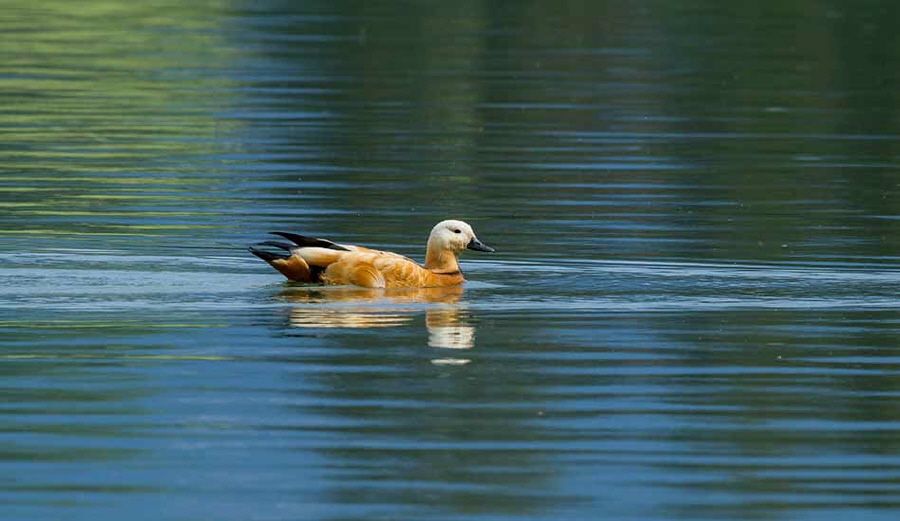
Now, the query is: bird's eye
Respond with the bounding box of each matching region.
[453,229,462,234]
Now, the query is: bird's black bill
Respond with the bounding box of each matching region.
[467,237,495,252]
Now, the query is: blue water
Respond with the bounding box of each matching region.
[3,1,900,520]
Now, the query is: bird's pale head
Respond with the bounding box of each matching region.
[429,219,494,254]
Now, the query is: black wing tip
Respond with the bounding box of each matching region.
[248,245,290,263]
[258,240,294,251]
[269,231,351,251]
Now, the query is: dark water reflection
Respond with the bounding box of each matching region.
[3,1,900,520]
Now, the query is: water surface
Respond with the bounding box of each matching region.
[2,1,899,520]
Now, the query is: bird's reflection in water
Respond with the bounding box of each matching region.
[278,285,476,361]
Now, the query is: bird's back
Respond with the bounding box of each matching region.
[313,249,458,288]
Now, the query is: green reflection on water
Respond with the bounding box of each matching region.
[0,0,243,243]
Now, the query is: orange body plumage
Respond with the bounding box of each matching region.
[249,220,494,288]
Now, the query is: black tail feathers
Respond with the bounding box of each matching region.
[269,232,350,251]
[249,231,350,264]
[247,245,290,263]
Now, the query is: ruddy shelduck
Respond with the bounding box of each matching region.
[248,220,494,288]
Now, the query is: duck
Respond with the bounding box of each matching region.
[248,219,494,288]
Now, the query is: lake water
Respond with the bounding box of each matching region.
[3,1,899,520]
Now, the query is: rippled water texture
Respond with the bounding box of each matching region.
[2,1,899,520]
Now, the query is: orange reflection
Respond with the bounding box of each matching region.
[278,285,476,352]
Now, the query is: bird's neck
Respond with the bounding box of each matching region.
[425,239,460,273]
